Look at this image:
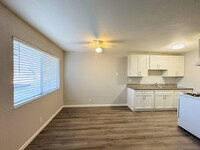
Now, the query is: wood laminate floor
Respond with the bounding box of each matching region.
[26,107,200,150]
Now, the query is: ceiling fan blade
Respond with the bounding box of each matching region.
[106,39,128,43]
[103,44,117,49]
[68,41,92,45]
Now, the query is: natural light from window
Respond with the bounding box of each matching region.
[13,38,60,107]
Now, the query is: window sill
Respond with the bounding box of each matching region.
[14,87,60,109]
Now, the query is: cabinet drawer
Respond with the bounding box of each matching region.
[135,90,154,95]
[155,90,174,94]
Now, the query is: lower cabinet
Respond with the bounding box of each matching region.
[134,90,154,109]
[127,89,154,111]
[127,88,192,111]
[155,90,174,109]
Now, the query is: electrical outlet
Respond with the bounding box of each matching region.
[116,72,119,76]
[40,117,43,123]
[89,98,92,102]
[128,79,132,82]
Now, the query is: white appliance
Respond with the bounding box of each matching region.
[178,93,200,139]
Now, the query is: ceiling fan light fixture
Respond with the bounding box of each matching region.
[95,47,103,53]
[171,43,186,50]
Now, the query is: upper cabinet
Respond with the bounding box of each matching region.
[127,55,184,77]
[163,56,184,77]
[149,55,168,70]
[127,55,149,77]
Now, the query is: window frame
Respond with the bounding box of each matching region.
[13,37,60,108]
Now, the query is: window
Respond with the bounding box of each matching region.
[13,38,60,107]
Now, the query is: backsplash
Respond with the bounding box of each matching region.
[127,71,179,84]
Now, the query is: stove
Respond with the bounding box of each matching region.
[184,92,200,97]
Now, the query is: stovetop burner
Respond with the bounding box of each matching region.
[184,92,200,97]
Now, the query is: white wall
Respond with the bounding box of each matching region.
[64,52,127,105]
[178,50,200,92]
[0,4,64,150]
[64,52,180,105]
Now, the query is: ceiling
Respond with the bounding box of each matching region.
[1,0,200,53]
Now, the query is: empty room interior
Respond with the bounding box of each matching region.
[1,0,200,150]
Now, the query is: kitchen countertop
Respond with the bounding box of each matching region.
[127,84,193,90]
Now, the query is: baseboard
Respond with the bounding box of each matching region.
[19,104,127,149]
[127,104,133,111]
[63,104,127,108]
[19,106,63,150]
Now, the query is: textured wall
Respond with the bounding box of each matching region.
[0,4,64,150]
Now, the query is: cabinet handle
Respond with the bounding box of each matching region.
[163,95,165,100]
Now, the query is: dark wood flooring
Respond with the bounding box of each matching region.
[26,107,200,150]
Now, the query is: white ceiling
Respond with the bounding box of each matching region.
[1,0,200,53]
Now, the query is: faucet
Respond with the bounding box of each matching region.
[155,82,159,88]
[155,82,162,88]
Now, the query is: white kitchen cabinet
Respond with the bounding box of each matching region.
[135,90,154,109]
[128,88,193,111]
[127,88,154,111]
[163,56,184,77]
[127,55,149,77]
[155,90,174,109]
[127,88,135,111]
[149,55,168,70]
[134,94,144,109]
[144,93,155,109]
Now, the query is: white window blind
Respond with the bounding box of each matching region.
[13,38,59,106]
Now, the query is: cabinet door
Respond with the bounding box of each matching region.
[134,94,144,109]
[149,55,158,69]
[163,56,175,76]
[149,55,168,70]
[163,94,174,108]
[127,55,149,77]
[143,94,154,109]
[175,56,184,76]
[155,94,164,108]
[138,55,149,76]
[127,55,138,76]
[158,56,168,69]
[163,56,184,77]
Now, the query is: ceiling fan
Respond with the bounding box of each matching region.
[71,39,127,53]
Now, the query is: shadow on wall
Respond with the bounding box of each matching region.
[113,87,127,104]
[127,70,179,84]
[163,77,183,84]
